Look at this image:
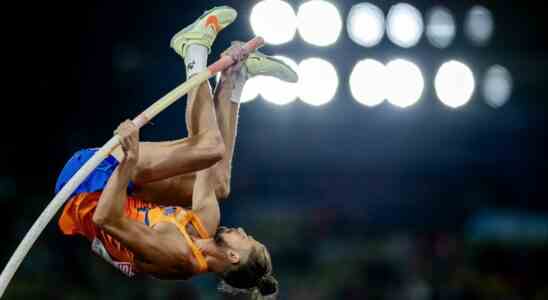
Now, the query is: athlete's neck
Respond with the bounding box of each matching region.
[194,238,231,273]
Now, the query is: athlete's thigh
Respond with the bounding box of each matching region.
[131,172,196,208]
[113,139,197,184]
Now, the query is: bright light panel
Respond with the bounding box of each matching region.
[349,59,387,106]
[465,5,494,46]
[483,65,512,108]
[241,76,263,103]
[347,3,385,47]
[426,6,456,48]
[250,0,297,45]
[386,3,424,48]
[435,60,475,108]
[298,58,339,106]
[386,59,424,108]
[297,0,342,46]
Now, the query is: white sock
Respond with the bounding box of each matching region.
[184,44,208,78]
[230,67,248,103]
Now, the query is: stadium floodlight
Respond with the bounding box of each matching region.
[465,5,494,46]
[386,3,424,48]
[426,6,456,48]
[297,0,342,46]
[347,3,385,47]
[349,59,387,106]
[483,65,512,108]
[386,59,424,108]
[298,58,339,106]
[250,0,297,45]
[435,60,475,108]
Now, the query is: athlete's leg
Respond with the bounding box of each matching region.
[128,79,223,206]
[123,7,238,206]
[207,45,246,200]
[123,48,225,185]
[120,6,236,184]
[132,40,300,207]
[209,42,301,200]
[136,46,245,205]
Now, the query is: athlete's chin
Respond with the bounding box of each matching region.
[214,227,228,245]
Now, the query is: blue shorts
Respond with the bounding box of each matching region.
[55,148,135,198]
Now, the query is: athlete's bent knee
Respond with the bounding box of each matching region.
[216,180,231,200]
[200,130,226,164]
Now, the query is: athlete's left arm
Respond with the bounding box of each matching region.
[93,120,139,223]
[92,121,180,264]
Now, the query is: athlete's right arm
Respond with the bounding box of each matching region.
[93,121,176,264]
[191,169,221,236]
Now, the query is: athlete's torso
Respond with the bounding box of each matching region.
[134,222,194,279]
[57,148,211,280]
[134,206,209,280]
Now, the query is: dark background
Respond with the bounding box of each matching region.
[5,0,548,299]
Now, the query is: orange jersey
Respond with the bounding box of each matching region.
[58,192,209,277]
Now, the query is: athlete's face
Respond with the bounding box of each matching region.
[214,226,260,252]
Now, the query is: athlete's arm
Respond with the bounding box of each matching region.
[191,169,221,236]
[93,121,177,264]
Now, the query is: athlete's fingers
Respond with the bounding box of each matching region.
[222,41,248,64]
[120,132,130,152]
[117,120,139,162]
[116,120,138,140]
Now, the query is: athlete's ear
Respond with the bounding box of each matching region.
[227,249,240,264]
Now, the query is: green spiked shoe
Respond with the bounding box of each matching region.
[170,6,237,57]
[245,51,299,83]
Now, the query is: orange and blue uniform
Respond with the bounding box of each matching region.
[56,148,209,277]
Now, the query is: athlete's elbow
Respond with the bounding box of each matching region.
[92,211,117,229]
[216,181,231,200]
[210,142,225,164]
[215,174,231,200]
[92,213,107,228]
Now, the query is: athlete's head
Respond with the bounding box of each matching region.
[214,226,279,298]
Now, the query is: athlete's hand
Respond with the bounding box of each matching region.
[114,120,140,165]
[221,41,249,76]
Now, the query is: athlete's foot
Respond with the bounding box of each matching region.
[170,6,238,58]
[245,50,299,83]
[221,41,299,83]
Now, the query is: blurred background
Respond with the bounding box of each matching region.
[6,0,548,299]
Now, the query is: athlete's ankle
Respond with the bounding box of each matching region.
[184,44,208,78]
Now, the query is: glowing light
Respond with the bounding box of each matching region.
[240,76,262,103]
[250,0,297,45]
[260,56,299,105]
[347,3,385,47]
[426,6,456,48]
[386,3,424,48]
[465,5,494,46]
[385,59,424,108]
[349,59,387,106]
[483,65,512,108]
[297,0,342,46]
[435,60,475,108]
[298,58,339,106]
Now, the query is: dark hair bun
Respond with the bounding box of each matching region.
[257,274,278,296]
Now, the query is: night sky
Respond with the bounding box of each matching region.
[16,0,548,234]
